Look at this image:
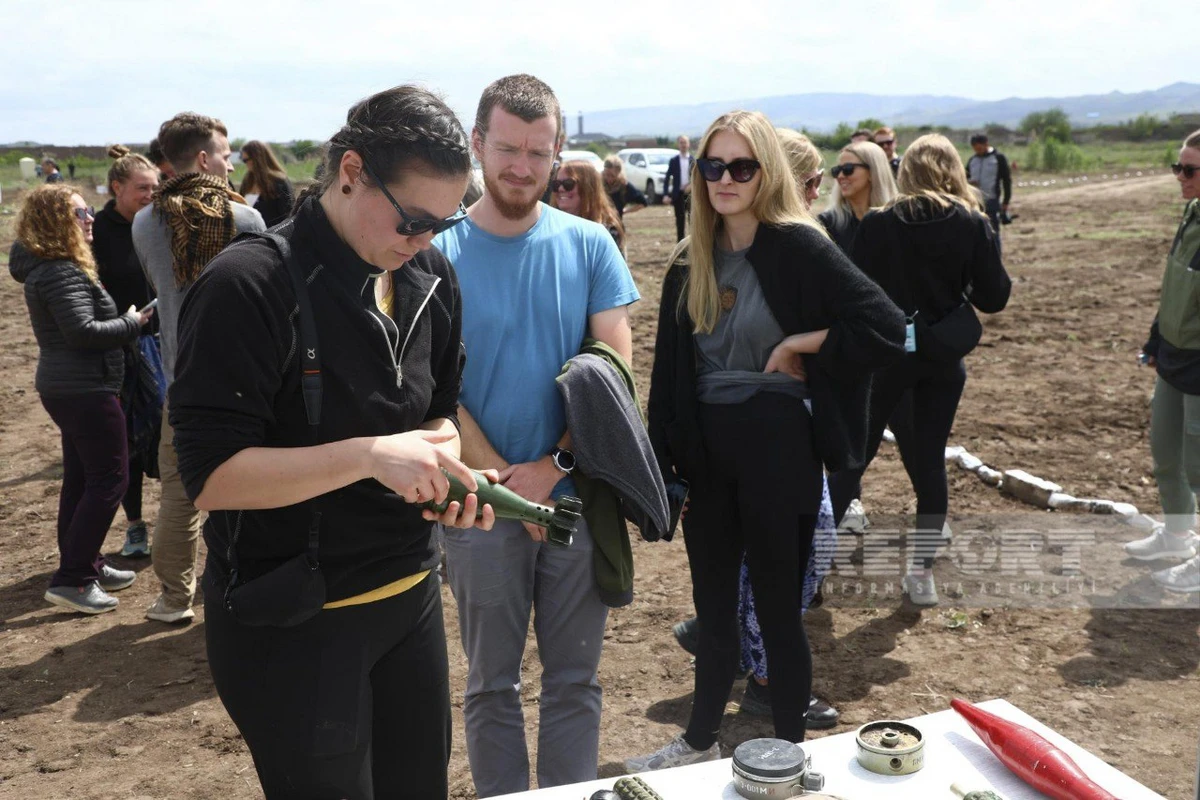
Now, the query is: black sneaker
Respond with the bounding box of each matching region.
[739,678,772,716]
[806,696,840,730]
[672,617,699,657]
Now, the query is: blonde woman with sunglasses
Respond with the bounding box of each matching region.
[629,111,904,772]
[818,140,897,254]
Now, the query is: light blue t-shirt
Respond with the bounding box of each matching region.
[434,205,639,494]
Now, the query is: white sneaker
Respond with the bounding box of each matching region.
[839,499,870,533]
[1153,555,1200,593]
[1124,528,1199,561]
[903,571,939,606]
[624,734,721,773]
[145,595,195,624]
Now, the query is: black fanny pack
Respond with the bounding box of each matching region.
[222,230,328,628]
[223,512,326,628]
[913,302,982,362]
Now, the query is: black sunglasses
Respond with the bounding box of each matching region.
[361,159,468,236]
[550,178,578,192]
[696,158,761,183]
[875,139,895,146]
[1172,163,1200,179]
[73,206,95,222]
[805,170,824,191]
[831,163,869,179]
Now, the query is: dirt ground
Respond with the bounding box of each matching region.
[1,175,1196,799]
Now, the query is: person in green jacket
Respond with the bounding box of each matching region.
[1127,128,1200,593]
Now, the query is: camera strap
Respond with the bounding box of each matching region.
[224,229,324,594]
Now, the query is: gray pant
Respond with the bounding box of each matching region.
[1151,376,1200,533]
[443,517,607,797]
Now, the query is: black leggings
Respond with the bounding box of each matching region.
[205,567,451,799]
[683,392,822,749]
[830,356,967,565]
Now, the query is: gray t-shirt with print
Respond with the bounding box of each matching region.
[694,246,807,404]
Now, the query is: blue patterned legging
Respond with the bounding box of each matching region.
[738,475,837,679]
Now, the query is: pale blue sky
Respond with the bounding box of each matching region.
[2,0,1186,144]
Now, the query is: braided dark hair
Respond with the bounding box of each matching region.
[299,85,470,208]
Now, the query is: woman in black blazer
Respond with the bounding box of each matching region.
[627,110,904,773]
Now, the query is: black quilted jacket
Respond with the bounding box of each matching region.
[9,241,139,397]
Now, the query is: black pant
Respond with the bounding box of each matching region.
[205,569,451,799]
[40,393,128,587]
[829,356,967,564]
[984,198,1002,254]
[122,450,144,521]
[672,192,689,242]
[683,392,822,749]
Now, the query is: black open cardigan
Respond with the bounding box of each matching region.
[647,222,906,482]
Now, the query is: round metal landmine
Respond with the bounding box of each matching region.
[855,720,925,775]
[731,738,825,799]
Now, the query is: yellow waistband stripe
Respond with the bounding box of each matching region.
[322,569,432,609]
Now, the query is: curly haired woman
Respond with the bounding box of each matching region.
[9,184,154,614]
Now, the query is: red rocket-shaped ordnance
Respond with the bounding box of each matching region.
[951,699,1120,800]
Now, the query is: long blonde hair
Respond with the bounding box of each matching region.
[677,110,822,333]
[16,185,98,282]
[826,140,897,227]
[891,133,982,216]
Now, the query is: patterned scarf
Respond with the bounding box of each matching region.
[152,172,246,288]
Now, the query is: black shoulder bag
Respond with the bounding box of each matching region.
[885,212,982,363]
[222,231,327,628]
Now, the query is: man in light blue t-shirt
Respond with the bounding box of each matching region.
[434,74,638,798]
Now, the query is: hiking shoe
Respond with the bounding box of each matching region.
[120,521,150,558]
[672,617,699,657]
[739,678,771,717]
[1153,555,1200,593]
[839,499,870,533]
[903,571,939,606]
[98,563,136,592]
[624,734,721,773]
[45,582,118,615]
[145,595,195,624]
[1124,528,1198,561]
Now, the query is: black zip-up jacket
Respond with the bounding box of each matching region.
[169,196,465,602]
[91,200,159,334]
[9,241,140,397]
[648,223,906,480]
[817,209,860,255]
[850,201,1012,322]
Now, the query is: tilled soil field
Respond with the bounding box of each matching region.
[0,175,1196,799]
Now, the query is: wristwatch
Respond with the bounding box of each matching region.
[549,447,576,475]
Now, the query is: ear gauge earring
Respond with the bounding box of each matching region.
[342,184,351,195]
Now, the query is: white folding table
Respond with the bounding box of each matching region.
[494,699,1167,799]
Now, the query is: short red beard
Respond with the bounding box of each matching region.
[482,168,547,220]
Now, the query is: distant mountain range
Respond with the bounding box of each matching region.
[579,82,1200,138]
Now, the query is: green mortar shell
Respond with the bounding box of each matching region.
[420,469,581,546]
[614,776,666,800]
